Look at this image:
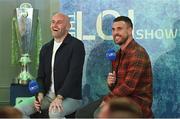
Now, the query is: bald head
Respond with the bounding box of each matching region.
[52,13,71,29]
[98,97,143,118]
[0,106,22,118]
[50,12,71,41]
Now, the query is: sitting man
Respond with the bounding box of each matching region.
[76,16,153,118]
[15,12,85,118]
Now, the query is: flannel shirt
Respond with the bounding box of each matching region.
[104,39,153,117]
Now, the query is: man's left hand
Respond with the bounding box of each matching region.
[49,97,63,112]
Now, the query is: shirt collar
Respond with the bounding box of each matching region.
[121,39,136,55]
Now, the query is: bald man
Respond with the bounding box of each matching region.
[15,12,85,118]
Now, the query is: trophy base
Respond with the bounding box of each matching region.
[17,70,34,85]
[18,80,29,85]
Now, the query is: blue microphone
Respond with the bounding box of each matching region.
[28,80,41,113]
[29,80,39,94]
[106,49,117,89]
[106,48,116,61]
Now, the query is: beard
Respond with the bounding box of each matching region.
[52,28,66,39]
[114,34,129,46]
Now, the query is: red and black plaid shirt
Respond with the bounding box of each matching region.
[104,39,153,117]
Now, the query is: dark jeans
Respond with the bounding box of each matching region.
[75,97,103,118]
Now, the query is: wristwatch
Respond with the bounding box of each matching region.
[56,95,64,100]
[38,93,44,98]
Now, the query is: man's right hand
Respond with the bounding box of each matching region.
[34,93,43,112]
[107,71,116,87]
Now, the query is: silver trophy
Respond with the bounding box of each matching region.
[15,3,39,84]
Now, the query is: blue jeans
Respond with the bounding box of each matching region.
[15,95,82,118]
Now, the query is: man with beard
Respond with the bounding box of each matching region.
[76,16,153,118]
[16,12,85,118]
